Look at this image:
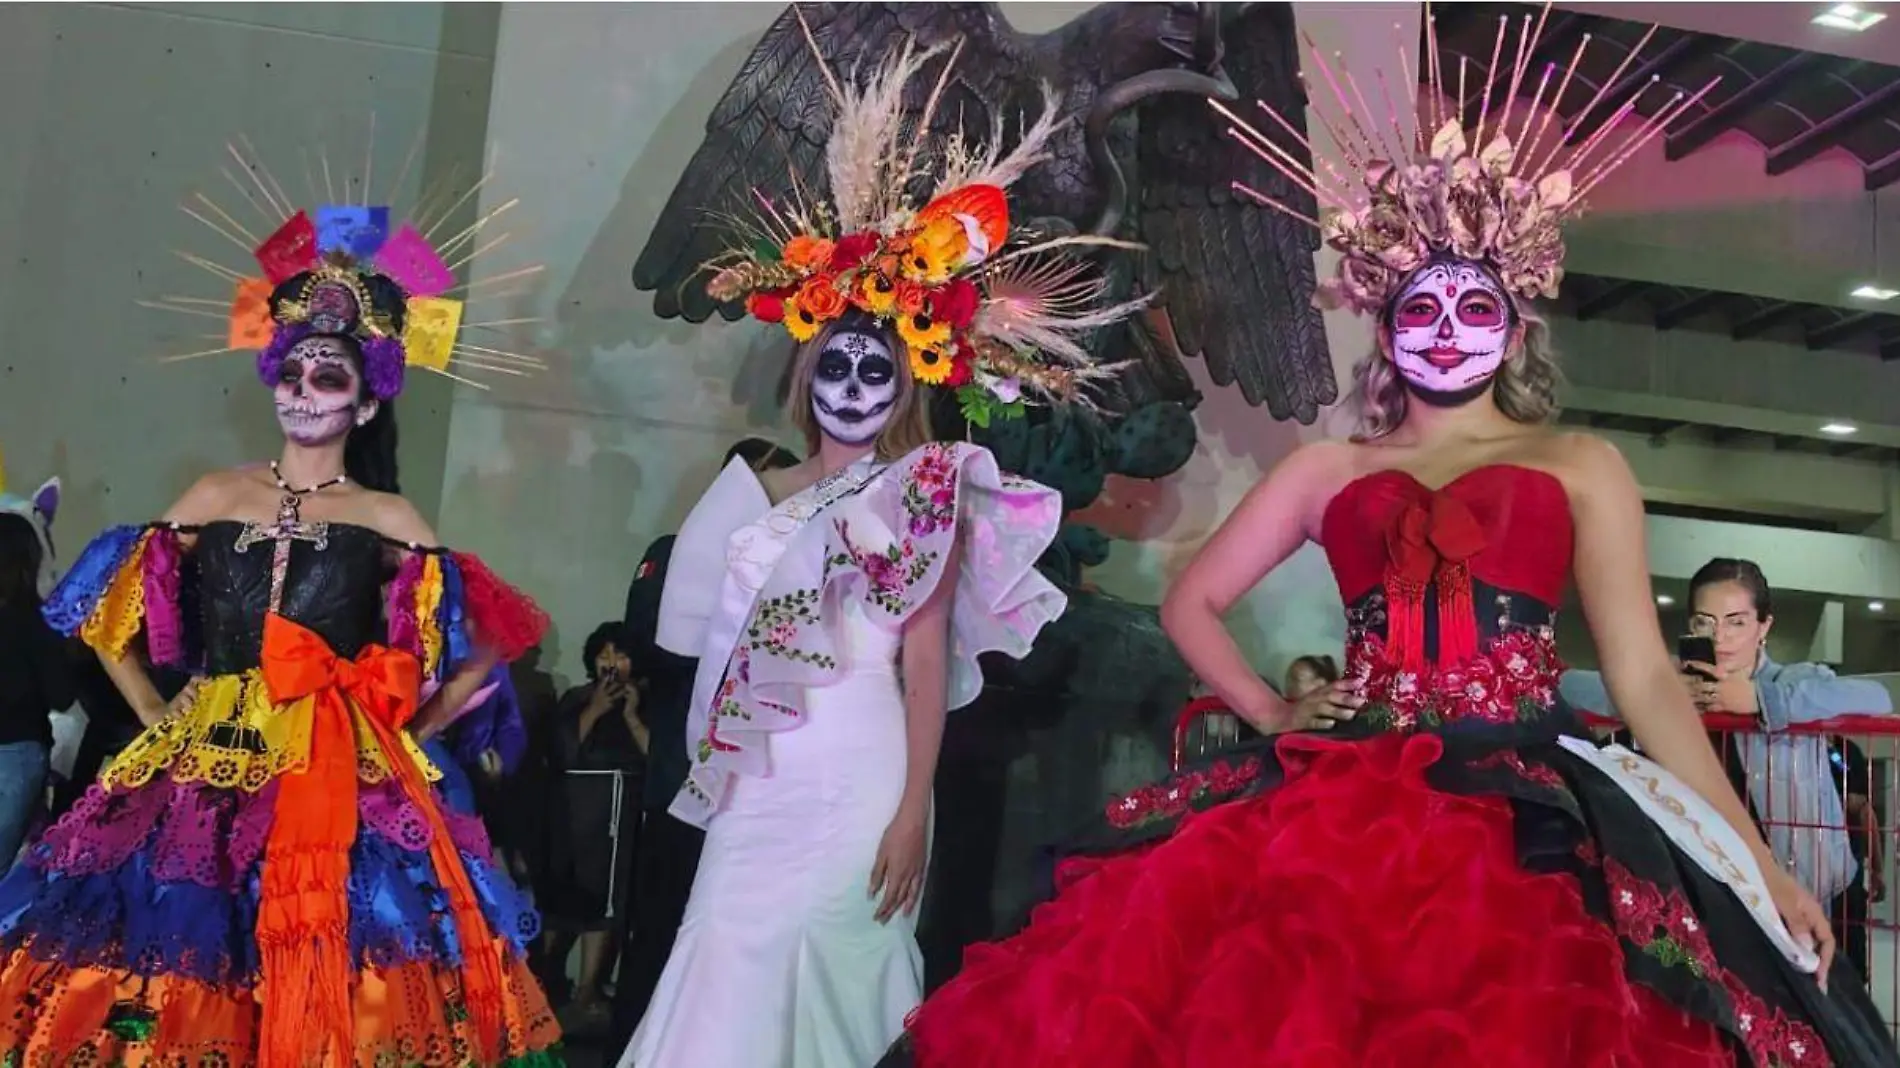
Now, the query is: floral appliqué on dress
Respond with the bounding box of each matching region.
[1591,854,1828,1068]
[1347,626,1564,732]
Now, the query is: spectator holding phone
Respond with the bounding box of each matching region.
[1562,558,1892,920]
[538,622,650,1030]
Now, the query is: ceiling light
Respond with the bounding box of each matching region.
[1814,4,1887,30]
[1656,594,1675,606]
[1821,422,1859,435]
[1851,284,1899,300]
[1871,601,1887,612]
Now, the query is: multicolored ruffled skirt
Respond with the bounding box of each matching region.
[0,626,559,1064]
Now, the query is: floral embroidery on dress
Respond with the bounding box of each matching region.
[1104,756,1265,830]
[901,443,959,538]
[1347,626,1563,732]
[829,519,938,617]
[748,588,835,668]
[1469,749,1566,791]
[1601,858,1828,1067]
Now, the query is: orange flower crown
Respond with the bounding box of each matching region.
[702,26,1145,426]
[1217,4,1715,317]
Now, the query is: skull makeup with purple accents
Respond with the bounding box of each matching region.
[810,328,897,446]
[1385,260,1516,406]
[274,335,377,446]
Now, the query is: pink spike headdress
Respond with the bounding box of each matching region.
[1218,3,1717,317]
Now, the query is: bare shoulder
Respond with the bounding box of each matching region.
[759,460,820,505]
[1267,438,1362,492]
[1540,431,1635,496]
[163,468,254,524]
[356,491,439,546]
[1236,438,1360,536]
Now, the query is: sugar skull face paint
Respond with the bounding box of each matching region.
[1386,261,1514,404]
[810,328,897,446]
[274,336,373,446]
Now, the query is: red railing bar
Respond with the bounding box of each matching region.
[1577,711,1900,736]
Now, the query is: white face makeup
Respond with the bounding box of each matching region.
[1387,261,1513,400]
[274,336,374,446]
[810,329,897,446]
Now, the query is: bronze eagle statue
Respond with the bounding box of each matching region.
[631,1,1335,425]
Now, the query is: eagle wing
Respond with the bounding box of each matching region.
[1135,3,1335,424]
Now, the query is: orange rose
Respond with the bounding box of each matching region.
[893,279,929,316]
[796,274,848,321]
[783,235,837,273]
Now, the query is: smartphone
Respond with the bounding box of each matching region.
[1677,635,1717,680]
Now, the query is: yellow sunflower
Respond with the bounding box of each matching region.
[786,305,822,342]
[856,272,898,317]
[896,310,952,354]
[899,217,967,284]
[909,345,954,385]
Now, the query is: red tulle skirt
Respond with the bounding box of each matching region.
[908,733,1734,1068]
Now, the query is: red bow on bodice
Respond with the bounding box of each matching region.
[1381,492,1488,671]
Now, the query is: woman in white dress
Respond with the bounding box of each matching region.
[619,37,1144,1068]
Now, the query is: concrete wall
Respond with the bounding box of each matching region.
[0,2,495,540]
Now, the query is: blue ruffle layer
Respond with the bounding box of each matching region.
[40,524,145,637]
[0,810,539,987]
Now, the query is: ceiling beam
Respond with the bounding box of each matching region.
[1454,13,1587,129]
[1646,420,1687,445]
[1574,278,1651,321]
[1866,146,1900,190]
[1805,311,1882,350]
[1767,77,1900,175]
[1730,301,1807,340]
[1565,34,1727,146]
[1653,290,1728,331]
[1666,52,1822,161]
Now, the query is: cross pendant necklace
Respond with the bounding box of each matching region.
[237,461,347,612]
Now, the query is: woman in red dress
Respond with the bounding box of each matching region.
[879,19,1899,1068]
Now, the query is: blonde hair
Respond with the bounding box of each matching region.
[1348,300,1563,442]
[786,317,934,461]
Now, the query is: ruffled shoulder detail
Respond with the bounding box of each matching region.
[41,523,190,667]
[673,441,1065,825]
[386,549,548,680]
[658,457,771,659]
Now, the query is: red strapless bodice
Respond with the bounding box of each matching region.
[1320,463,1573,609]
[1319,465,1575,731]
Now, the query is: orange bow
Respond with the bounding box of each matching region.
[1382,493,1487,670]
[255,614,504,1066]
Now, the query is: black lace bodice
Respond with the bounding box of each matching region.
[194,521,390,674]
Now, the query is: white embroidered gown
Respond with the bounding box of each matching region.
[621,445,1064,1068]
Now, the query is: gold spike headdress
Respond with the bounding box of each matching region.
[701,19,1146,424]
[1219,3,1717,316]
[150,126,545,395]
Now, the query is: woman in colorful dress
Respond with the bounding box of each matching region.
[881,19,1900,1068]
[0,166,561,1065]
[618,40,1140,1068]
